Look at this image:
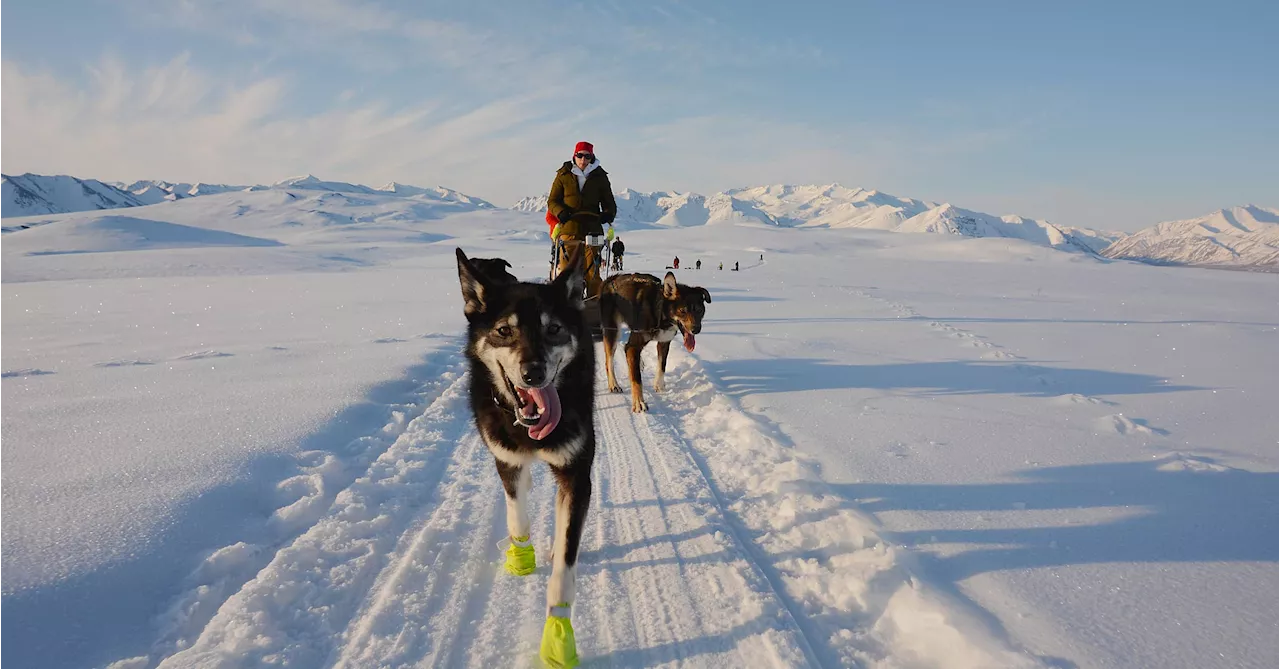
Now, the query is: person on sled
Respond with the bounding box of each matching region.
[547,141,617,300]
[611,236,625,271]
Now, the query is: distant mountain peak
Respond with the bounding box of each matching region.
[2,173,147,218]
[275,174,322,186]
[1102,205,1278,270]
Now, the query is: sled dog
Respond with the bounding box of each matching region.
[600,272,711,412]
[466,255,518,284]
[455,247,595,667]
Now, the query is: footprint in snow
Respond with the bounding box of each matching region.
[1095,414,1168,437]
[1155,453,1233,473]
[1050,393,1116,406]
[885,441,911,459]
[2,368,55,378]
[175,350,234,361]
[94,360,155,368]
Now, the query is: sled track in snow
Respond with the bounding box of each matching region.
[331,355,822,667]
[140,347,826,668]
[585,378,821,667]
[145,343,471,664]
[151,342,479,667]
[143,342,1039,669]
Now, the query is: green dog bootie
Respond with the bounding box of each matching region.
[502,535,536,576]
[539,604,579,668]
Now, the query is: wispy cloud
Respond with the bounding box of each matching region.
[1,1,1064,212]
[1,46,1038,207]
[1,55,574,200]
[126,0,584,90]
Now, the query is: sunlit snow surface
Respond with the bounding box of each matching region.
[3,188,1275,669]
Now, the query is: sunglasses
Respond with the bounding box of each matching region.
[574,153,594,160]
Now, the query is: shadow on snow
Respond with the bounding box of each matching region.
[702,357,1198,398]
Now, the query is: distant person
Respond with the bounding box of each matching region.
[760,253,764,261]
[719,262,723,270]
[611,236,625,271]
[696,259,702,270]
[733,261,739,271]
[673,256,680,269]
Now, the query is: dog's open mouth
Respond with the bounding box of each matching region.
[513,383,562,440]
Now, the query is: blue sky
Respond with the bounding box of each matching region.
[2,0,1275,230]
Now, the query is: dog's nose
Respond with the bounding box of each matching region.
[521,364,546,387]
[692,325,701,335]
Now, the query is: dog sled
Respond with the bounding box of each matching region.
[547,210,611,341]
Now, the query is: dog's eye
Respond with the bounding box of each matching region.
[547,323,562,335]
[497,325,513,337]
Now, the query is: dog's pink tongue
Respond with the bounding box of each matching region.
[526,384,562,440]
[684,332,696,352]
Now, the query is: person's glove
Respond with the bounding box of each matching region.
[557,209,575,225]
[550,223,562,239]
[605,225,615,243]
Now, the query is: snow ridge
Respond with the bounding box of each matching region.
[1100,205,1278,270]
[269,175,496,208]
[514,183,1121,253]
[3,173,494,220]
[122,181,247,205]
[2,173,148,218]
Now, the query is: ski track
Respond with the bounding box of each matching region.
[133,335,1040,669]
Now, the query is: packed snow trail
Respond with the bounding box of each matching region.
[327,357,819,668]
[139,342,1037,669]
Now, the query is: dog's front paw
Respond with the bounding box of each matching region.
[631,398,648,413]
[653,381,665,393]
[608,382,622,393]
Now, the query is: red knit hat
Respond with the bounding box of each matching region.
[573,141,594,156]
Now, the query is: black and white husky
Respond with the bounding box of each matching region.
[455,248,595,629]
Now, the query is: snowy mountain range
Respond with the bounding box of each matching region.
[2,173,496,219]
[266,175,496,208]
[6,171,1274,270]
[121,180,247,205]
[1099,205,1278,270]
[2,173,150,217]
[517,184,1119,254]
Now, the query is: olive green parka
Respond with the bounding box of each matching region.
[548,161,617,236]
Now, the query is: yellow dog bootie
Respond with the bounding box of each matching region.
[501,535,536,576]
[539,604,578,668]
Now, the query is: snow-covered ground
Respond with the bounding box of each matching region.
[2,190,1275,669]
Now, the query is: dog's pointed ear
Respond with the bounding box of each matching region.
[662,271,679,300]
[498,258,512,269]
[552,246,585,309]
[698,287,711,304]
[456,247,490,316]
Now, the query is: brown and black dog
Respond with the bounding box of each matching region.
[467,256,518,284]
[600,272,711,412]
